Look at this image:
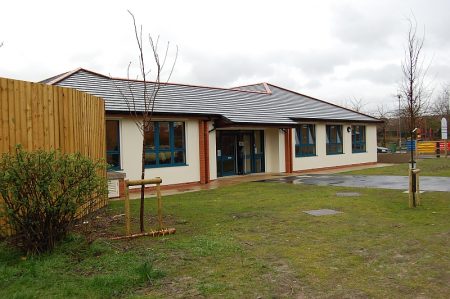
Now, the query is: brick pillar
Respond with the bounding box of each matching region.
[204,121,210,183]
[199,120,206,184]
[118,178,126,197]
[198,120,211,184]
[284,128,293,173]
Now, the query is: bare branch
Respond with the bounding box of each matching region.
[399,17,430,132]
[112,10,179,233]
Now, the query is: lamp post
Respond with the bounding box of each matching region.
[397,94,402,151]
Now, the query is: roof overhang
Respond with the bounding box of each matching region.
[289,117,384,124]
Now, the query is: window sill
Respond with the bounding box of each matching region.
[295,154,317,158]
[326,152,344,156]
[144,163,188,169]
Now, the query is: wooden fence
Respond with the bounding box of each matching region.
[0,77,107,234]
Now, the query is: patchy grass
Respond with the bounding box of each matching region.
[1,182,449,298]
[343,158,450,177]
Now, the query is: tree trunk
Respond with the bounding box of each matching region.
[140,136,145,232]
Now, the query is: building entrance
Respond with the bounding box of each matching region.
[216,130,265,177]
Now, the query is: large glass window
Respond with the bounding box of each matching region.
[106,120,121,170]
[326,125,343,155]
[295,124,316,157]
[352,125,366,153]
[144,121,186,167]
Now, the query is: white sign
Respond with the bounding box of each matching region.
[107,179,119,198]
[442,118,448,140]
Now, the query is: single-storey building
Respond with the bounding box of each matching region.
[43,68,381,192]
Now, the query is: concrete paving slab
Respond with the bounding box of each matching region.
[260,175,450,192]
[336,192,361,197]
[304,209,343,216]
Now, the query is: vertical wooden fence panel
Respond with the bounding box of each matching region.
[0,77,107,234]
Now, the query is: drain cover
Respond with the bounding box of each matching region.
[336,192,361,197]
[304,209,343,216]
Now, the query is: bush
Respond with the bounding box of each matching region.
[0,146,107,254]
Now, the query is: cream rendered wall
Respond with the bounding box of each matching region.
[292,123,377,171]
[118,117,200,187]
[208,121,217,181]
[264,128,285,173]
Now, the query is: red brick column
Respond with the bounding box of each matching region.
[204,122,210,183]
[199,120,206,184]
[198,120,210,184]
[118,178,126,197]
[284,128,293,173]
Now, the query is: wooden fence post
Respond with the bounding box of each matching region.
[124,180,131,236]
[156,177,163,230]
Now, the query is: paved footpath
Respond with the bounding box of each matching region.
[260,174,450,192]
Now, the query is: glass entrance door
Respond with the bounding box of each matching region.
[216,130,265,177]
[217,132,236,177]
[254,130,265,173]
[237,133,253,174]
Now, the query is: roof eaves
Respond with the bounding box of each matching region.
[266,83,382,122]
[290,117,384,124]
[44,68,113,85]
[44,67,83,85]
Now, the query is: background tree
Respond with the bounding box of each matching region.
[432,84,450,118]
[113,11,178,232]
[374,104,390,147]
[344,97,365,113]
[399,18,430,134]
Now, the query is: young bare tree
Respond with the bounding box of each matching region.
[399,17,431,208]
[113,11,178,232]
[399,18,430,133]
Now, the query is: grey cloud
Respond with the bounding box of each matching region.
[278,49,351,75]
[181,46,353,88]
[346,64,400,85]
[429,64,450,82]
[304,79,322,89]
[181,50,272,86]
[331,3,399,49]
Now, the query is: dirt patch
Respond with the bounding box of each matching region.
[261,259,305,298]
[73,209,180,242]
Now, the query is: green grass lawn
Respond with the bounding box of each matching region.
[343,157,450,176]
[1,182,449,298]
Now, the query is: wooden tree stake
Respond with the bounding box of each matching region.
[120,177,172,239]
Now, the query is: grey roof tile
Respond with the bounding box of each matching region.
[46,68,381,125]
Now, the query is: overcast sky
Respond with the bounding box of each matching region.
[1,0,450,113]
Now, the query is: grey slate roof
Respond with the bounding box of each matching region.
[44,68,381,125]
